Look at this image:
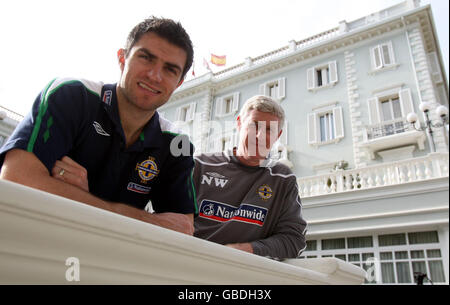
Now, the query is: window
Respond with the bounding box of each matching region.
[215,93,240,118]
[259,77,286,101]
[305,240,317,251]
[370,41,396,71]
[348,236,373,249]
[307,61,338,91]
[378,233,407,247]
[175,102,196,123]
[366,88,414,139]
[322,238,345,250]
[307,105,344,146]
[319,113,335,142]
[268,83,279,99]
[408,231,439,245]
[299,231,446,284]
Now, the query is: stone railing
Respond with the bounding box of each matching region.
[0,179,366,284]
[298,153,449,198]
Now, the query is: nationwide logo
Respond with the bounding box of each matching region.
[135,157,160,184]
[199,200,268,227]
[201,172,228,188]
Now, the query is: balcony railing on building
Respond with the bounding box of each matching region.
[298,152,449,198]
[366,118,413,140]
[361,119,427,160]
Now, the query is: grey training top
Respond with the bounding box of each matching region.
[193,150,307,259]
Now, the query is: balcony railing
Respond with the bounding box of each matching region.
[298,153,449,198]
[361,119,427,159]
[0,179,365,284]
[366,119,413,140]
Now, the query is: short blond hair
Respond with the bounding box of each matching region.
[239,95,285,128]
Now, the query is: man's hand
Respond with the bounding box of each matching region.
[225,243,254,254]
[106,203,194,235]
[148,212,194,235]
[51,156,89,192]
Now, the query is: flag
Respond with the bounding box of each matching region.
[211,54,226,66]
[191,61,195,77]
[203,57,212,71]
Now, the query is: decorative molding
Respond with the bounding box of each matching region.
[307,206,448,226]
[168,7,434,102]
[344,50,365,168]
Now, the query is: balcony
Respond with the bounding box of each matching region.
[361,119,426,160]
[298,152,449,198]
[0,179,365,285]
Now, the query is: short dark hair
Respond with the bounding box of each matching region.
[125,16,194,80]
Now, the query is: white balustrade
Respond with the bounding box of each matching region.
[298,153,449,198]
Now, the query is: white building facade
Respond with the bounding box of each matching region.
[160,0,449,285]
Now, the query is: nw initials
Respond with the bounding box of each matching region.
[201,175,228,188]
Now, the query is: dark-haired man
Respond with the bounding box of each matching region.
[0,17,197,235]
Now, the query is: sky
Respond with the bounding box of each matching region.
[0,0,448,116]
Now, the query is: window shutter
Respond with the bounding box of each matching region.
[329,61,338,84]
[278,77,286,100]
[381,44,393,66]
[371,46,382,70]
[388,41,395,65]
[232,92,240,112]
[399,88,414,117]
[215,98,223,117]
[307,68,315,90]
[307,113,318,144]
[333,107,344,139]
[186,102,196,122]
[367,97,381,125]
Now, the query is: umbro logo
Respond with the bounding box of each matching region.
[201,172,228,188]
[93,121,110,136]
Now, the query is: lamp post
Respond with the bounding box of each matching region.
[406,103,449,152]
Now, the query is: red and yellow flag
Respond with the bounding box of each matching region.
[211,54,226,66]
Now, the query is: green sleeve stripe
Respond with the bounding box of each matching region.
[26,79,98,152]
[27,78,57,152]
[190,168,198,215]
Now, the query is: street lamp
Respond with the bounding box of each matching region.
[406,102,449,152]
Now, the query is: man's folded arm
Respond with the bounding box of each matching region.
[0,149,193,235]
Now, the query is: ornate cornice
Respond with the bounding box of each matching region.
[167,5,435,104]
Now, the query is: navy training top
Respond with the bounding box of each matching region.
[0,77,198,215]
